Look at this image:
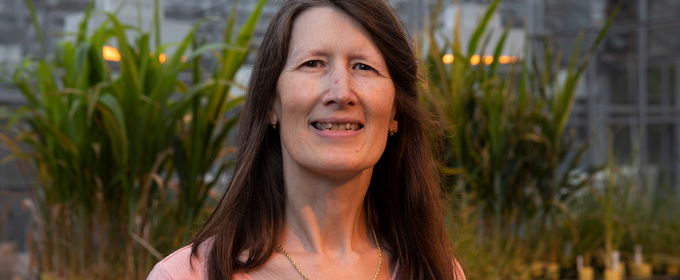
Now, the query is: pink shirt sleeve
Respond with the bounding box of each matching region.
[146,262,174,280]
[146,244,205,280]
[455,259,466,280]
[146,240,253,280]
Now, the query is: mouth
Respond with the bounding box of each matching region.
[311,122,364,131]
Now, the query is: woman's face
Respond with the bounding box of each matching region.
[271,7,397,177]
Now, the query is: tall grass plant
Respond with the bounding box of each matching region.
[423,0,617,278]
[0,0,266,278]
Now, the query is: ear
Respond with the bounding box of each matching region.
[267,110,279,124]
[389,119,398,133]
[268,90,282,124]
[389,103,398,133]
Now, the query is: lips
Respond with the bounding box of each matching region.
[312,122,363,131]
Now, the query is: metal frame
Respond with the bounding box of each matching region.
[537,0,680,197]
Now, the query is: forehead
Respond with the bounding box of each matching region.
[287,7,382,60]
[292,6,363,34]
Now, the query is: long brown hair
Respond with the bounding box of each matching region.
[190,0,459,279]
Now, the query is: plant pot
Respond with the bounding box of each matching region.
[605,265,625,280]
[578,267,594,280]
[546,263,560,280]
[667,264,680,276]
[604,269,620,280]
[531,262,545,279]
[630,263,652,278]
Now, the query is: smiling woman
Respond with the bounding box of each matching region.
[272,7,398,179]
[147,1,464,280]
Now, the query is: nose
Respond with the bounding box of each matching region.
[321,66,357,107]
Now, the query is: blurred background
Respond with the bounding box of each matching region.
[0,0,678,279]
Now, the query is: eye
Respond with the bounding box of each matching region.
[353,63,374,71]
[302,60,320,67]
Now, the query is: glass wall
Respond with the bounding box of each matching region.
[542,0,680,195]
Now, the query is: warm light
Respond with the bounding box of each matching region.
[498,55,520,64]
[483,55,494,65]
[442,54,454,64]
[180,56,187,63]
[470,55,480,65]
[103,46,121,61]
[102,47,178,64]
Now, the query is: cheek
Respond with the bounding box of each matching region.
[366,84,396,122]
[277,77,323,147]
[278,76,317,120]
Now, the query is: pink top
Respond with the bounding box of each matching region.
[146,241,258,280]
[147,241,464,280]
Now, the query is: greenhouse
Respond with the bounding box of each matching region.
[0,0,678,279]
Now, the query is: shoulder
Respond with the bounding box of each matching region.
[146,243,207,280]
[454,258,466,280]
[146,238,253,280]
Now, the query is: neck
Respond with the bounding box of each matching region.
[281,158,374,256]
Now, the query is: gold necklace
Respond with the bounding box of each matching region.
[277,225,383,280]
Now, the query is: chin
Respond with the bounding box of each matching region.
[306,157,375,177]
[281,143,382,178]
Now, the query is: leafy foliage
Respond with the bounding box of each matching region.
[423,0,616,278]
[0,0,266,278]
[2,0,679,279]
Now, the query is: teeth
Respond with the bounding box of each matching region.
[314,122,362,131]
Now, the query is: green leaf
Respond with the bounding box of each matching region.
[186,43,247,61]
[77,0,96,45]
[467,0,500,55]
[207,0,267,121]
[489,22,510,78]
[23,0,44,54]
[97,93,128,143]
[105,13,141,94]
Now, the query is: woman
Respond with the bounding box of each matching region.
[148,0,464,279]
